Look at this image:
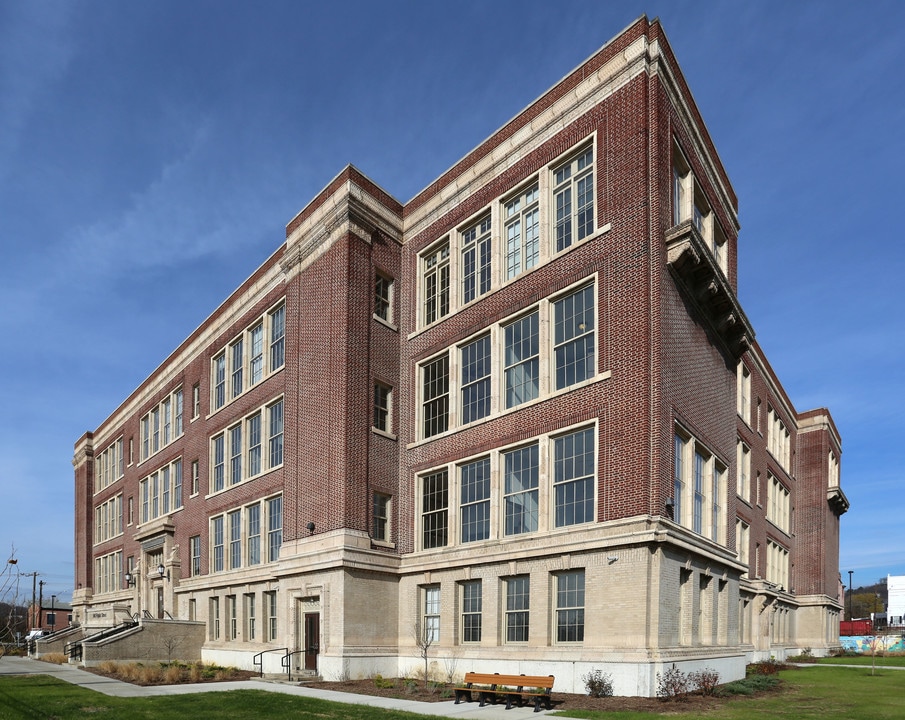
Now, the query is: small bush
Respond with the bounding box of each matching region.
[690,667,720,696]
[716,674,781,696]
[372,674,395,689]
[583,668,614,697]
[747,658,786,675]
[656,664,689,701]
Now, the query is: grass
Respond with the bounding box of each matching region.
[552,666,905,720]
[0,666,903,720]
[0,675,409,720]
[818,654,905,668]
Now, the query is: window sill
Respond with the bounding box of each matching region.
[371,427,397,441]
[410,224,612,340]
[409,371,611,449]
[373,315,398,332]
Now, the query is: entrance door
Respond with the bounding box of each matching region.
[303,613,319,671]
[156,587,164,619]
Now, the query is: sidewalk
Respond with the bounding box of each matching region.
[0,656,551,718]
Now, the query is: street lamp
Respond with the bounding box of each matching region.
[848,570,854,621]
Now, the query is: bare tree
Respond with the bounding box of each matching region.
[1,547,27,655]
[412,618,435,686]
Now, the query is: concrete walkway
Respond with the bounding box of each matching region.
[0,656,551,718]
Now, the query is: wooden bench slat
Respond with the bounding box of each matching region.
[454,672,555,712]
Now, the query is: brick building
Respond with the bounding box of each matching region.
[71,16,847,696]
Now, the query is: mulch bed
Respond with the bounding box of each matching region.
[303,678,730,713]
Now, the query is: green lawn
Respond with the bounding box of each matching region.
[555,666,905,720]
[1,667,904,720]
[817,654,905,667]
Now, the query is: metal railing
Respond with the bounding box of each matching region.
[253,647,288,678]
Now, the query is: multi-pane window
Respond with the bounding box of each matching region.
[210,597,220,640]
[461,215,492,304]
[212,516,224,572]
[767,474,791,533]
[554,284,595,390]
[419,426,597,549]
[553,146,594,252]
[421,470,448,549]
[420,280,597,438]
[94,494,123,544]
[504,312,539,408]
[674,428,726,541]
[373,383,392,433]
[556,570,585,642]
[213,353,227,411]
[375,273,393,323]
[267,496,283,562]
[190,535,202,577]
[140,387,184,461]
[93,550,122,595]
[210,399,284,494]
[737,362,751,423]
[503,444,538,535]
[737,441,751,501]
[269,304,285,372]
[423,585,440,643]
[461,335,491,424]
[460,458,490,543]
[673,165,687,226]
[231,339,244,399]
[191,460,199,495]
[210,496,281,574]
[229,425,243,486]
[269,400,284,468]
[461,580,482,643]
[227,595,237,640]
[229,510,242,569]
[265,591,277,641]
[504,183,539,279]
[139,458,183,522]
[693,450,705,535]
[422,355,449,438]
[505,576,530,642]
[373,492,391,542]
[210,302,286,412]
[94,437,124,493]
[249,322,264,386]
[767,408,791,472]
[245,593,256,641]
[422,242,450,325]
[192,383,201,419]
[766,540,790,588]
[247,413,262,477]
[553,427,595,527]
[247,503,261,565]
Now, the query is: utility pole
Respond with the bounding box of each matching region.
[38,580,44,629]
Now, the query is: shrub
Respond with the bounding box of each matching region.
[747,658,786,676]
[715,675,780,697]
[689,667,720,696]
[656,664,689,701]
[583,668,614,697]
[372,674,395,689]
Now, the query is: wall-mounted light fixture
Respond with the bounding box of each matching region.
[124,571,136,588]
[607,556,619,564]
[306,521,315,534]
[664,497,675,520]
[157,563,170,581]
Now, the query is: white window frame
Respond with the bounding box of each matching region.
[209,300,286,415]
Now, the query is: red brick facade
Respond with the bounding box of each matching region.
[72,17,845,695]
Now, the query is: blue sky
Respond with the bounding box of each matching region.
[1,0,903,604]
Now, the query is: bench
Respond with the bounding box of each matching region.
[454,672,555,712]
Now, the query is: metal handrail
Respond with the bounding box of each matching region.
[282,650,304,681]
[252,647,288,678]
